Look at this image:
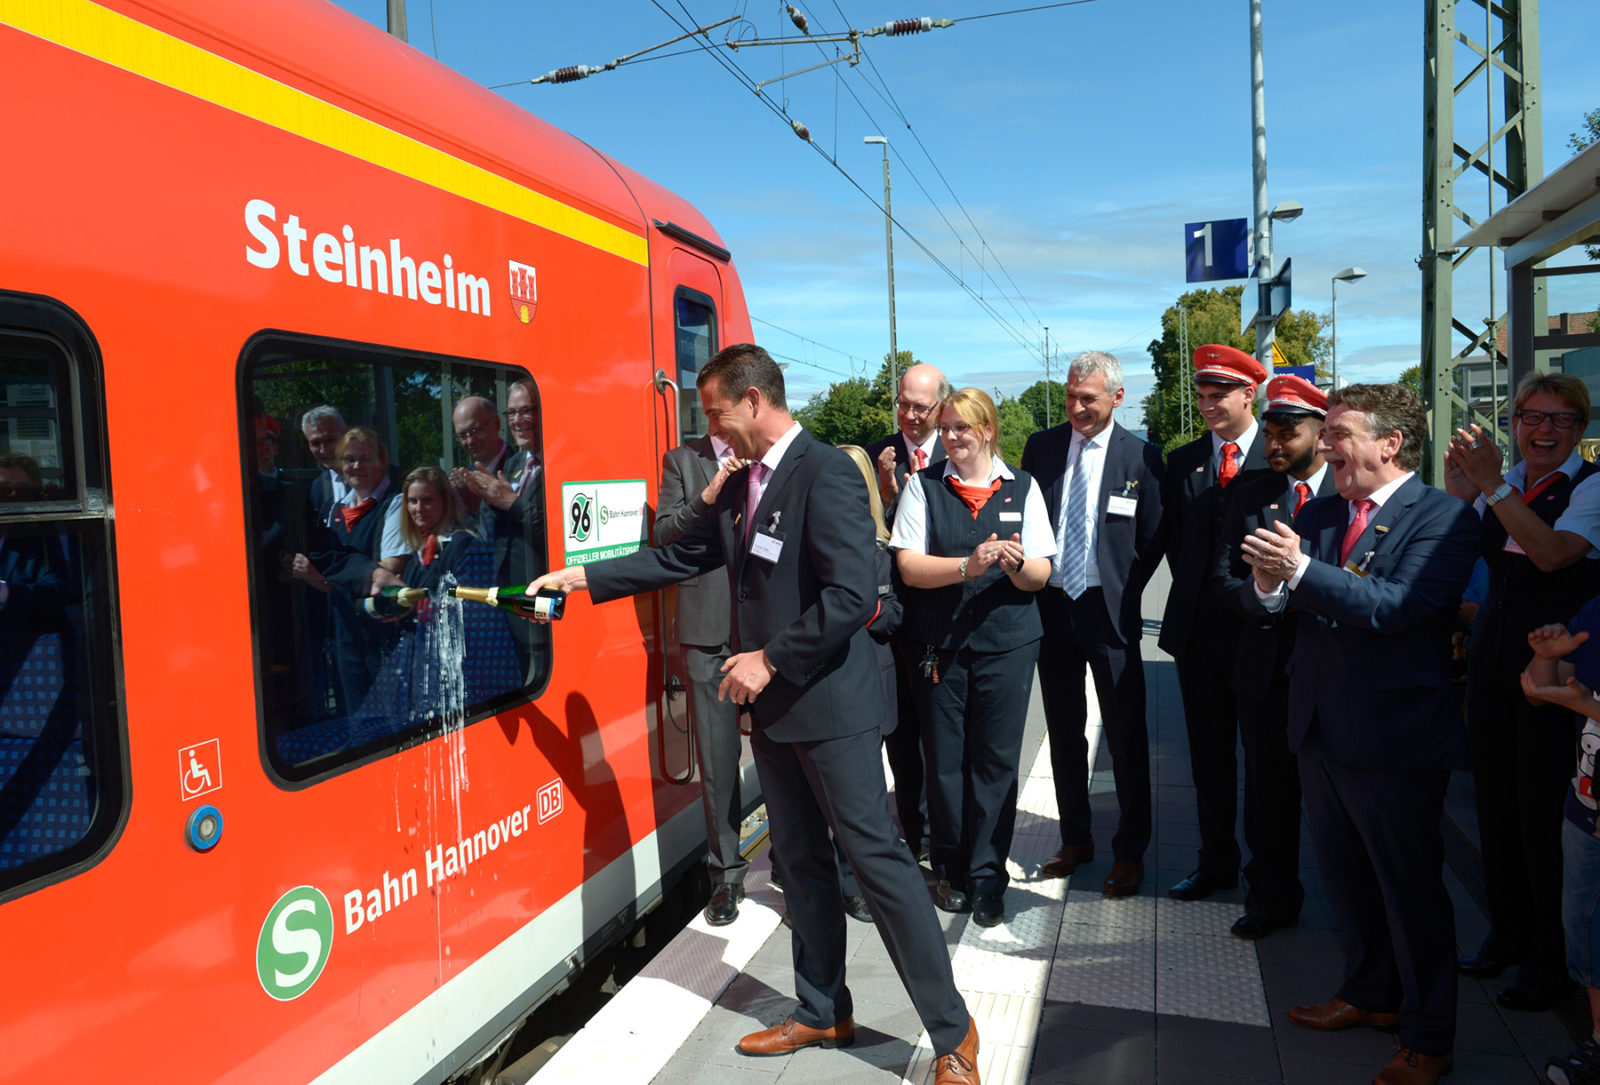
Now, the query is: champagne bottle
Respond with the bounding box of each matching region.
[450,584,565,621]
[363,584,427,618]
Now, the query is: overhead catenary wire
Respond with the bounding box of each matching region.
[637,0,1045,356]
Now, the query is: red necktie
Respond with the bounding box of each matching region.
[1340,498,1376,566]
[913,447,928,472]
[1521,471,1567,505]
[1218,442,1239,488]
[341,497,377,531]
[1293,482,1311,516]
[419,534,439,565]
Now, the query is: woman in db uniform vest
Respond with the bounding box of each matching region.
[889,387,1056,928]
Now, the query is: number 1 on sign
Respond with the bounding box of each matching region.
[1192,222,1213,269]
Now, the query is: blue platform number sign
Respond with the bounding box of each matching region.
[1185,218,1250,283]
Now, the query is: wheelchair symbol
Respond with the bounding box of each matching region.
[179,739,222,800]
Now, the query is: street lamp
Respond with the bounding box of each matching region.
[1331,266,1367,390]
[864,135,897,384]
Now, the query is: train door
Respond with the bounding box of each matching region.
[652,247,724,786]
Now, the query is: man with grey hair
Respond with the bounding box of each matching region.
[1021,350,1165,898]
[300,405,348,525]
[1239,383,1477,1085]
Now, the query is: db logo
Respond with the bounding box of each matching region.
[536,779,563,824]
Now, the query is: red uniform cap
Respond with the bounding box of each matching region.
[1262,374,1327,418]
[1192,344,1268,388]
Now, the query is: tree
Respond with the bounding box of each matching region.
[792,350,915,448]
[994,392,1038,466]
[1572,108,1600,261]
[1016,379,1069,432]
[1139,286,1330,454]
[1399,364,1424,399]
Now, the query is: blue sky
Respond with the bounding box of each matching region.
[331,0,1597,429]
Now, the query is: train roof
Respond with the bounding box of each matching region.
[106,0,729,262]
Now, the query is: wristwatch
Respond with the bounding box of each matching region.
[1485,481,1516,506]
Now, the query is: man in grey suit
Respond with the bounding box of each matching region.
[528,344,979,1085]
[655,432,749,924]
[1021,351,1165,898]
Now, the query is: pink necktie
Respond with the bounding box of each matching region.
[1293,482,1311,516]
[745,462,767,543]
[913,447,927,472]
[1340,498,1376,565]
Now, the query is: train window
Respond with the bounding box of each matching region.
[241,335,551,784]
[674,289,717,443]
[0,304,124,900]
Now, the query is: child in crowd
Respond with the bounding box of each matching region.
[1521,596,1600,1085]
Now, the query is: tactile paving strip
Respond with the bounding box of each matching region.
[904,678,1103,1085]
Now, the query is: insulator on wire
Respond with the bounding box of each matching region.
[790,119,812,142]
[533,64,599,84]
[787,4,809,33]
[864,16,954,37]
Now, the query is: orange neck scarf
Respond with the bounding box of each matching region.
[948,476,1002,518]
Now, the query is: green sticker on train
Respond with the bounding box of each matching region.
[257,886,334,1001]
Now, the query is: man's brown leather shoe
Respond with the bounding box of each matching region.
[932,1016,979,1085]
[1286,997,1398,1032]
[1102,859,1143,898]
[1374,1048,1453,1084]
[736,1015,855,1056]
[1041,844,1094,878]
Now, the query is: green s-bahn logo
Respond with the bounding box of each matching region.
[568,492,594,542]
[257,886,334,1000]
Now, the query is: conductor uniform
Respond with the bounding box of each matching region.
[1212,442,1336,930]
[1160,348,1271,892]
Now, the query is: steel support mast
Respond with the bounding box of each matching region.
[1422,0,1543,480]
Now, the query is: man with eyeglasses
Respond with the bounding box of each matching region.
[869,363,950,513]
[866,362,950,863]
[1444,372,1600,1013]
[454,381,548,669]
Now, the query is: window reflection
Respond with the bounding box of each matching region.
[244,340,550,780]
[0,328,116,891]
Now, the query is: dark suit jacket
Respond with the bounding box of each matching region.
[866,430,945,523]
[1158,429,1272,655]
[654,436,730,648]
[1212,468,1340,700]
[1239,475,1478,770]
[1020,421,1166,644]
[588,428,884,744]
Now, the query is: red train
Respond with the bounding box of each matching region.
[0,0,752,1079]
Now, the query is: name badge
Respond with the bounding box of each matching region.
[1106,495,1138,518]
[751,532,783,563]
[998,511,1022,522]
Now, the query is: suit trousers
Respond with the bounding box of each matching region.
[884,638,928,851]
[752,725,969,1053]
[1466,668,1575,991]
[685,643,747,888]
[909,639,1038,898]
[1173,607,1243,877]
[1037,588,1152,862]
[1236,676,1304,921]
[1299,742,1456,1056]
